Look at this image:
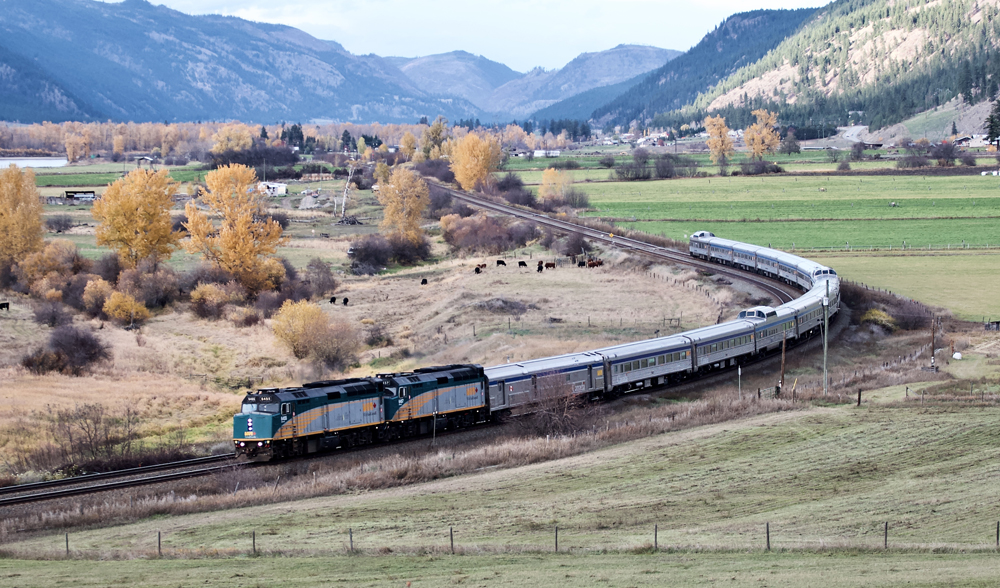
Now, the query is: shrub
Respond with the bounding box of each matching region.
[190,283,230,320]
[502,188,536,207]
[93,253,123,285]
[413,159,455,183]
[440,213,519,253]
[229,307,262,328]
[390,234,432,265]
[450,201,476,217]
[61,272,98,310]
[15,239,91,295]
[306,258,338,296]
[561,232,593,256]
[103,292,151,327]
[897,154,929,168]
[32,301,72,327]
[851,141,866,162]
[45,215,73,233]
[562,188,590,208]
[268,212,290,230]
[837,161,851,171]
[254,290,285,318]
[548,159,580,170]
[181,263,233,292]
[349,234,392,275]
[598,155,616,168]
[426,184,453,218]
[654,156,676,179]
[860,308,896,331]
[22,326,109,375]
[632,148,650,166]
[117,264,180,309]
[496,172,524,193]
[930,142,958,166]
[82,278,114,318]
[961,153,978,166]
[272,300,359,368]
[739,160,784,176]
[615,162,651,181]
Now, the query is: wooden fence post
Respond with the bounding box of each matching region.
[158,530,161,557]
[65,533,69,556]
[555,526,558,552]
[766,523,770,551]
[654,524,658,551]
[252,530,256,555]
[884,522,888,549]
[450,526,454,554]
[349,528,353,552]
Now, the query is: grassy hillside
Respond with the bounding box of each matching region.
[678,0,1000,131]
[591,8,816,127]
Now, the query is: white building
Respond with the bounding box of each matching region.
[258,182,287,196]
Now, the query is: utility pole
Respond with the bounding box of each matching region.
[823,281,830,396]
[738,365,742,401]
[779,331,787,396]
[930,315,936,370]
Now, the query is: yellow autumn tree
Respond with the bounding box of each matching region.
[183,164,287,294]
[450,132,502,191]
[210,124,253,154]
[112,135,126,156]
[0,165,43,269]
[92,168,181,267]
[705,115,734,171]
[744,109,780,161]
[421,116,448,158]
[538,168,572,201]
[400,131,417,160]
[272,299,359,367]
[377,167,429,244]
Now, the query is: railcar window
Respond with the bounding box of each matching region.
[641,359,648,368]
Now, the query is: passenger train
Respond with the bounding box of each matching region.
[233,233,839,460]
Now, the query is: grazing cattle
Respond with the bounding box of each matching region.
[518,261,527,268]
[476,263,487,270]
[536,264,543,273]
[577,261,586,268]
[0,302,8,311]
[342,298,349,306]
[595,259,604,267]
[544,262,556,269]
[330,297,337,304]
[497,260,506,267]
[475,267,482,274]
[420,278,428,285]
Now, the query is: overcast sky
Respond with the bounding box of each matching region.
[117,0,828,71]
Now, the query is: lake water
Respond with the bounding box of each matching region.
[0,157,69,168]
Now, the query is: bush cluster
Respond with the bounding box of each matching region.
[22,326,110,375]
[271,300,359,369]
[414,159,455,184]
[440,214,539,254]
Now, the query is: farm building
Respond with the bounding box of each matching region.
[258,182,287,196]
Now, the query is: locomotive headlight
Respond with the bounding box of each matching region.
[239,442,245,447]
[257,442,263,446]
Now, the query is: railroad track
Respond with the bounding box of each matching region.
[440,186,797,305]
[0,454,236,507]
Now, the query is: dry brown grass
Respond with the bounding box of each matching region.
[0,387,804,538]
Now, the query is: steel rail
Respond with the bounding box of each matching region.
[0,454,234,497]
[439,186,796,304]
[0,463,241,507]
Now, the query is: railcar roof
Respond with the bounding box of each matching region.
[593,334,690,359]
[682,320,755,343]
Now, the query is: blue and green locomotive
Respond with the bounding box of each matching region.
[233,364,488,460]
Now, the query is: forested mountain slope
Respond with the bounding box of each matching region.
[591,9,817,128]
[681,0,1000,130]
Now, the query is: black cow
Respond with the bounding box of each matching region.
[578,261,586,268]
[0,302,8,311]
[518,261,527,268]
[474,267,482,274]
[330,297,337,304]
[342,298,349,306]
[536,264,543,273]
[496,260,506,267]
[420,278,428,285]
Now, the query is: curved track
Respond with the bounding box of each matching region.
[440,186,797,305]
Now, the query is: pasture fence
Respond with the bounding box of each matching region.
[39,519,1000,560]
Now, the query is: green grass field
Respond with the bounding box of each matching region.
[813,252,1000,320]
[5,552,1000,587]
[9,393,1000,585]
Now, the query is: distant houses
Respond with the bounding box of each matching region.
[258,182,287,196]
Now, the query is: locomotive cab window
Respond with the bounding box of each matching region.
[280,403,291,415]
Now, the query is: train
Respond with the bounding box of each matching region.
[233,233,840,461]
